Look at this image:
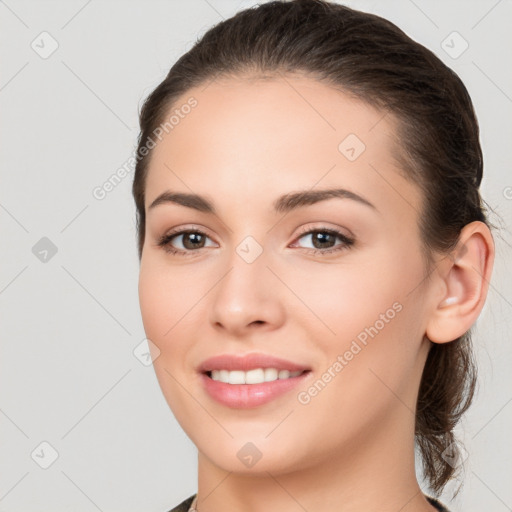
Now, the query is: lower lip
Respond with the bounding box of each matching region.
[200,371,311,408]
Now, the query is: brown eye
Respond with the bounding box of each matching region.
[181,232,207,250]
[310,231,337,249]
[157,228,217,255]
[293,228,354,253]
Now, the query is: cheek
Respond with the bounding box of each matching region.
[138,258,205,345]
[138,260,201,419]
[138,256,223,395]
[138,264,171,345]
[286,250,412,344]
[288,248,426,398]
[299,299,423,444]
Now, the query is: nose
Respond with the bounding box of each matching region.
[208,246,286,337]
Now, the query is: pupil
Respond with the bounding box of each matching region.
[184,233,204,249]
[313,232,334,249]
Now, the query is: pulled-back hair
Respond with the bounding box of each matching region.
[132,0,492,495]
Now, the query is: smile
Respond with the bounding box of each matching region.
[208,368,305,384]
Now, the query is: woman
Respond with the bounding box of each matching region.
[132,1,495,510]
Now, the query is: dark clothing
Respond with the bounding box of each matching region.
[426,495,451,511]
[167,493,451,511]
[167,494,195,512]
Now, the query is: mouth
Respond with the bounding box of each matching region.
[200,367,312,409]
[197,352,313,408]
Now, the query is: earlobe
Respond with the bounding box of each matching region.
[425,221,494,344]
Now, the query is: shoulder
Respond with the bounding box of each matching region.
[165,493,197,512]
[425,494,451,511]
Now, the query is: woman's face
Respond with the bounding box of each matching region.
[138,74,436,473]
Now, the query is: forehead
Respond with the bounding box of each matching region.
[144,74,421,219]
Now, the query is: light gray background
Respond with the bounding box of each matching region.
[1,1,511,511]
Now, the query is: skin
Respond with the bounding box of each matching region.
[138,74,494,512]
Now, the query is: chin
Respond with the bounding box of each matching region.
[202,448,300,475]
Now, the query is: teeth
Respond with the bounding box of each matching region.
[210,368,304,384]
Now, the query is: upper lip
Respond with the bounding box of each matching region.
[198,353,311,373]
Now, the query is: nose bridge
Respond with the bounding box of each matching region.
[209,234,284,332]
[219,235,271,306]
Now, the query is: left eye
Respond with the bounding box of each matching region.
[292,229,354,252]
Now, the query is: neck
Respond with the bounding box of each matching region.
[195,404,437,512]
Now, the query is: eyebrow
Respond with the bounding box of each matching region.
[148,188,377,214]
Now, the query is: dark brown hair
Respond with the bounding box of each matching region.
[132,0,492,496]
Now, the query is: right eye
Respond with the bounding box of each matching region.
[157,228,217,255]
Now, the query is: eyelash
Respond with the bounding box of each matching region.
[156,225,355,257]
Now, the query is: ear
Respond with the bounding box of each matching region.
[425,221,495,344]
